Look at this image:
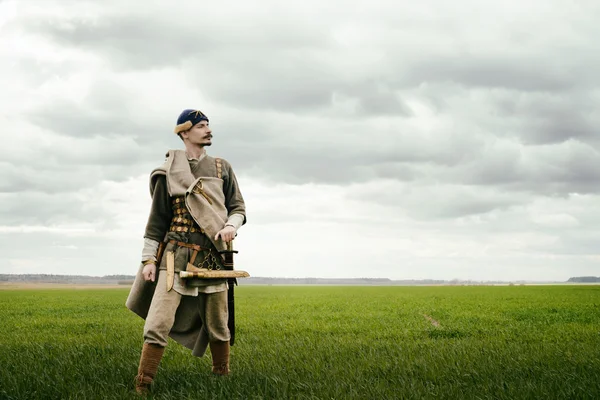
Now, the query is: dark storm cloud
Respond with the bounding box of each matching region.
[30,12,421,115]
[491,92,600,146]
[441,139,600,196]
[26,77,174,141]
[31,99,130,138]
[11,0,600,220]
[31,12,326,71]
[213,117,483,185]
[30,16,214,69]
[532,116,597,147]
[30,4,600,127]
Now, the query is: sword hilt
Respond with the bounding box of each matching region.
[219,240,239,254]
[219,240,237,271]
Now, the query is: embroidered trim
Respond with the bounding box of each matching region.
[216,158,222,179]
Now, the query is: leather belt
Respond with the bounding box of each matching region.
[168,240,205,252]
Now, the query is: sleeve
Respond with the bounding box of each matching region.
[222,160,247,225]
[141,238,160,263]
[144,174,172,242]
[225,213,245,231]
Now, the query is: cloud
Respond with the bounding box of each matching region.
[1,0,599,280]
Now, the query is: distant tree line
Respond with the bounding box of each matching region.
[0,274,135,284]
[567,276,600,283]
[2,274,585,285]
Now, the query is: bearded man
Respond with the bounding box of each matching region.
[126,109,246,394]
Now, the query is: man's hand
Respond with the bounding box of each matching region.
[215,225,236,242]
[142,263,156,282]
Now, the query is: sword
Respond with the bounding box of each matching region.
[220,240,238,346]
[177,240,248,345]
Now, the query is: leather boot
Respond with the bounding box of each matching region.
[135,343,165,395]
[210,340,230,375]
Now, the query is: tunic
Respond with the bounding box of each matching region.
[126,149,246,356]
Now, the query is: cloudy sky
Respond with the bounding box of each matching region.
[1,0,599,281]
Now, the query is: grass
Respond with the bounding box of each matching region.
[0,285,599,399]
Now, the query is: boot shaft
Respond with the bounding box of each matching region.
[210,340,230,375]
[136,343,165,394]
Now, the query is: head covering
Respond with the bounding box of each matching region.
[174,109,209,134]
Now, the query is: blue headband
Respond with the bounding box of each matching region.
[174,109,209,134]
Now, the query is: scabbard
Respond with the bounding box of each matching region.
[222,250,236,345]
[227,279,236,346]
[166,251,175,292]
[179,270,249,278]
[220,243,241,346]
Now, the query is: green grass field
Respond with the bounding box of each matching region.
[0,285,599,399]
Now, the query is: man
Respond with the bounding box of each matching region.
[126,109,246,394]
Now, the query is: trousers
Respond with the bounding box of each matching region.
[143,270,230,347]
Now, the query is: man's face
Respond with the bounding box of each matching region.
[182,121,212,146]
